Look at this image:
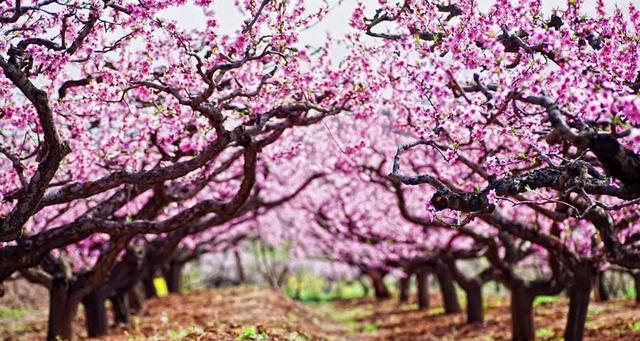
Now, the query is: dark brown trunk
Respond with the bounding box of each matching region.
[398,273,410,303]
[82,290,109,337]
[564,268,593,341]
[634,272,640,305]
[465,279,484,323]
[595,272,609,302]
[47,279,77,341]
[368,270,390,300]
[142,275,157,298]
[234,249,245,282]
[111,292,130,325]
[435,262,461,314]
[445,259,485,323]
[128,284,146,314]
[163,261,184,294]
[510,285,535,341]
[416,270,430,309]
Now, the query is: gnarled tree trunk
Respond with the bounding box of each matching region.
[435,262,461,314]
[633,272,640,305]
[368,269,390,300]
[595,271,609,302]
[162,260,185,294]
[142,273,158,298]
[127,284,145,314]
[464,279,484,323]
[416,269,430,309]
[510,285,535,341]
[47,278,79,341]
[111,292,130,325]
[82,290,109,338]
[447,259,486,323]
[564,266,593,341]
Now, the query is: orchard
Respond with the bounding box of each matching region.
[0,0,639,340]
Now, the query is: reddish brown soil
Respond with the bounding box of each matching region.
[1,286,346,340]
[324,294,640,341]
[2,285,640,340]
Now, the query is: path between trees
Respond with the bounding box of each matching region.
[2,285,640,340]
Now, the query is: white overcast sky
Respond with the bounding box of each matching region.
[159,0,637,59]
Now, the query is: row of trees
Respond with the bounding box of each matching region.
[0,0,362,339]
[1,1,640,341]
[283,1,640,341]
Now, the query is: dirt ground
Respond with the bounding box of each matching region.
[2,284,640,340]
[318,294,640,341]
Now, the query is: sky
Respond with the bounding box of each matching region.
[158,0,638,60]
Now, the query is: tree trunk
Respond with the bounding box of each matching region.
[127,284,145,314]
[234,249,245,283]
[564,269,593,341]
[416,270,430,309]
[163,261,184,294]
[595,272,609,302]
[142,275,157,298]
[368,270,390,300]
[82,290,109,338]
[47,279,77,341]
[634,272,640,305]
[510,286,535,341]
[398,273,410,303]
[111,292,130,325]
[435,262,461,314]
[465,279,484,323]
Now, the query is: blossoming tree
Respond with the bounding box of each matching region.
[0,0,360,339]
[345,0,640,340]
